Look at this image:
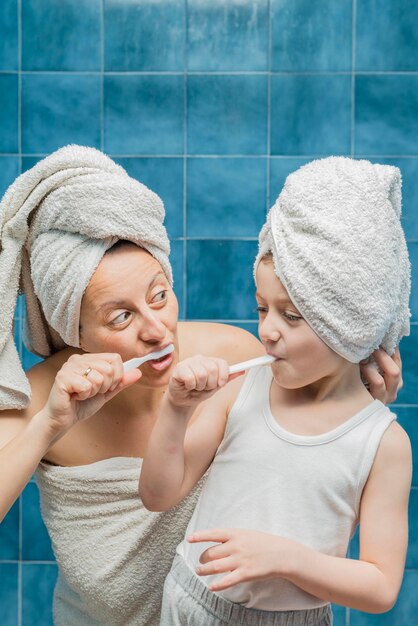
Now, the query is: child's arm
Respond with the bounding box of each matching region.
[139,356,243,512]
[188,421,412,613]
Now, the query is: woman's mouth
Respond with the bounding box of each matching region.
[146,352,174,372]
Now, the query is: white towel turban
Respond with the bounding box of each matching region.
[255,157,411,363]
[0,145,172,409]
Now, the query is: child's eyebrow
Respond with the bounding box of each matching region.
[255,291,295,307]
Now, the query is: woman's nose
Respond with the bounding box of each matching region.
[138,310,167,343]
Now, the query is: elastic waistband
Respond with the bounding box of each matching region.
[170,555,331,626]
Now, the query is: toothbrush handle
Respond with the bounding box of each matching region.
[123,358,144,373]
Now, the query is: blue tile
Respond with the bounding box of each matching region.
[269,157,312,205]
[22,564,58,626]
[0,156,19,199]
[104,75,184,155]
[271,0,352,71]
[396,326,418,404]
[186,240,258,319]
[355,76,418,156]
[0,74,18,153]
[0,499,19,560]
[356,0,418,71]
[406,488,418,569]
[350,570,418,625]
[104,0,184,71]
[409,243,418,322]
[270,75,351,155]
[22,0,100,71]
[0,0,17,70]
[395,408,418,488]
[115,158,184,238]
[22,344,43,372]
[187,158,266,237]
[188,75,267,155]
[22,74,101,153]
[331,604,347,626]
[0,563,18,626]
[21,156,43,172]
[21,483,55,562]
[170,239,184,319]
[187,0,268,71]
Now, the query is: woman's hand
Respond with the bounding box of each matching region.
[43,353,142,435]
[360,347,403,404]
[167,356,241,410]
[188,528,295,592]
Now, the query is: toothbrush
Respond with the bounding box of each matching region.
[228,354,276,375]
[123,344,174,372]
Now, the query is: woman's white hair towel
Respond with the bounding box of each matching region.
[0,145,171,410]
[255,157,411,363]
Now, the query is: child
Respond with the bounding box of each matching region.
[140,157,412,626]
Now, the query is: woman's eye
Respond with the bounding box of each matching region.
[283,311,302,322]
[110,311,131,326]
[152,290,167,303]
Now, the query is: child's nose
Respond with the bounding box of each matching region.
[259,318,281,343]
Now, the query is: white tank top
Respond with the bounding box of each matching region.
[178,365,395,611]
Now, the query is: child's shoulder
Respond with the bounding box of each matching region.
[372,419,412,476]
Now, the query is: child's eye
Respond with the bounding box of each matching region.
[282,311,302,322]
[152,289,168,303]
[110,311,131,326]
[254,305,268,314]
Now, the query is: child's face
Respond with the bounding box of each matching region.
[255,259,345,389]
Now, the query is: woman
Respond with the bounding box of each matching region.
[0,146,402,626]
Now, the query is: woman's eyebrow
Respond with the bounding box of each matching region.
[96,300,128,314]
[96,273,167,314]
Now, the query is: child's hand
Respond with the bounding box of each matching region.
[188,528,296,591]
[168,356,242,409]
[360,347,402,404]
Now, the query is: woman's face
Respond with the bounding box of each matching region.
[79,245,179,388]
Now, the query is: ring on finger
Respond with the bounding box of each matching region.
[82,366,93,378]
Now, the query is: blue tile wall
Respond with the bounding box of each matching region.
[0,1,417,624]
[22,0,101,71]
[0,0,18,71]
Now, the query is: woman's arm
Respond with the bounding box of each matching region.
[0,353,141,523]
[188,421,412,613]
[139,356,242,512]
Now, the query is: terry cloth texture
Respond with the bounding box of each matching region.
[36,457,202,626]
[255,157,411,362]
[0,145,171,409]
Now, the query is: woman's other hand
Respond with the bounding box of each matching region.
[360,347,403,404]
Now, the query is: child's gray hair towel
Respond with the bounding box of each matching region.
[255,157,411,363]
[0,145,171,409]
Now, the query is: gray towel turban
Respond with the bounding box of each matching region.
[0,145,172,409]
[255,157,411,363]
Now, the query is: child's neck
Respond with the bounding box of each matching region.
[270,365,375,436]
[273,362,372,409]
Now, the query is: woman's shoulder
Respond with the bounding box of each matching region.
[177,321,264,363]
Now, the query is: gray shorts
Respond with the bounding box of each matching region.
[160,555,333,626]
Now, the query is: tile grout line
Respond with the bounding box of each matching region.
[183,0,188,319]
[266,0,272,213]
[350,0,357,158]
[17,1,23,623]
[100,0,105,152]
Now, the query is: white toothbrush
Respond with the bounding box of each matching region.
[123,344,175,372]
[229,354,276,375]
